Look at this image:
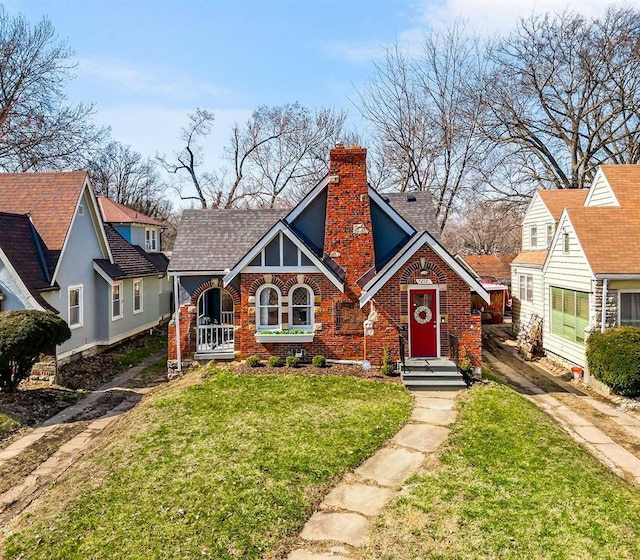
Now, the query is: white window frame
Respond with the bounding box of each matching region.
[133,278,143,314]
[145,228,157,252]
[619,291,640,327]
[112,281,123,320]
[289,284,314,331]
[68,285,83,329]
[519,274,533,303]
[530,226,538,248]
[256,284,282,331]
[546,224,554,248]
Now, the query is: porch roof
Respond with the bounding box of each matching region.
[168,209,287,273]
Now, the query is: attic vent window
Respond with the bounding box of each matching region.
[406,194,416,202]
[77,204,84,216]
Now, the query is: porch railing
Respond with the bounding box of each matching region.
[197,325,234,354]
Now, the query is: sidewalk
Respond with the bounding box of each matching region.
[288,389,463,559]
[483,348,640,486]
[0,351,165,528]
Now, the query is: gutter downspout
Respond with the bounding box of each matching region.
[601,278,608,333]
[174,275,182,372]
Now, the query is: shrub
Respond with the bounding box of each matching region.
[586,327,640,397]
[286,355,300,368]
[0,310,71,392]
[312,355,326,368]
[246,355,261,367]
[267,355,282,368]
[381,345,396,376]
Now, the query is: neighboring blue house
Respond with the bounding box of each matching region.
[0,172,170,369]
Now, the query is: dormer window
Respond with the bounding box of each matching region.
[530,226,538,248]
[546,224,554,248]
[145,228,157,252]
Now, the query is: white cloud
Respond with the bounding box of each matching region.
[77,57,227,102]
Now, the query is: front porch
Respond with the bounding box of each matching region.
[195,323,235,359]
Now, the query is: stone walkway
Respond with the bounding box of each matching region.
[288,389,462,559]
[484,349,640,486]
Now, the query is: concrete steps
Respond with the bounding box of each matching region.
[400,358,467,390]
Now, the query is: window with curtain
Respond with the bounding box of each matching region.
[620,293,640,326]
[551,287,589,344]
[112,282,123,320]
[257,285,280,330]
[290,285,313,330]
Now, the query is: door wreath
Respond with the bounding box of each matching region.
[414,305,432,324]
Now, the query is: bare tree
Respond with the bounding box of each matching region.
[157,108,215,209]
[483,7,640,190]
[442,200,522,255]
[0,7,104,171]
[88,141,172,219]
[358,23,489,230]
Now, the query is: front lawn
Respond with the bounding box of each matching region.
[360,382,640,559]
[2,368,411,560]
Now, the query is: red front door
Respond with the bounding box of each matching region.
[409,288,438,357]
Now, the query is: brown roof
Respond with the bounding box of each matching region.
[512,250,548,265]
[598,164,640,207]
[537,189,588,220]
[569,207,640,274]
[0,171,88,251]
[462,254,515,279]
[97,197,164,227]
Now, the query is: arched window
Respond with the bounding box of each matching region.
[290,285,313,331]
[257,285,281,330]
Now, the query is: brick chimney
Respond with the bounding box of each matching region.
[324,144,376,291]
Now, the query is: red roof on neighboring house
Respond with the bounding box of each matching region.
[97,197,164,227]
[0,171,88,250]
[462,254,515,280]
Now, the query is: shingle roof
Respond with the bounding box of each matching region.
[97,197,165,227]
[383,192,440,238]
[462,254,515,279]
[598,164,640,206]
[512,251,548,265]
[569,207,640,274]
[169,209,287,272]
[0,171,88,251]
[0,211,58,311]
[94,224,163,280]
[537,189,588,220]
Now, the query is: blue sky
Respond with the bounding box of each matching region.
[5,0,637,201]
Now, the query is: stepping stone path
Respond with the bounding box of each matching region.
[288,389,461,559]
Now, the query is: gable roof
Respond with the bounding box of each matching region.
[98,197,165,227]
[0,171,89,251]
[537,189,588,220]
[565,207,640,275]
[169,209,288,273]
[0,212,58,311]
[595,164,640,207]
[94,224,166,281]
[382,192,440,239]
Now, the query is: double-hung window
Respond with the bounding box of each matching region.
[551,287,589,344]
[145,228,157,252]
[546,224,554,248]
[620,292,640,327]
[257,285,281,330]
[530,226,538,248]
[519,274,533,303]
[133,279,143,314]
[68,285,83,328]
[290,285,313,331]
[112,282,123,320]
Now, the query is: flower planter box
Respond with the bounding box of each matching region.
[255,333,314,343]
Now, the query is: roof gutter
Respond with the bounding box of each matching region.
[594,274,640,280]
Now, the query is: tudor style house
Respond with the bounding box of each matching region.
[168,145,489,379]
[0,172,171,367]
[511,165,640,371]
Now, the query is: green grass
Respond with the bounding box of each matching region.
[361,382,640,559]
[112,335,166,372]
[0,413,19,439]
[3,369,411,560]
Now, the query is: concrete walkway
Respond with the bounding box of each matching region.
[288,389,462,559]
[0,351,165,527]
[484,349,640,486]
